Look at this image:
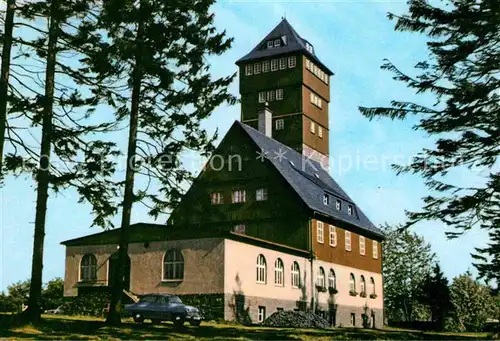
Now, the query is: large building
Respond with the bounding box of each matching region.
[62,19,384,328]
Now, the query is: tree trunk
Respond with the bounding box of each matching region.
[25,0,59,323]
[0,0,15,176]
[105,2,144,325]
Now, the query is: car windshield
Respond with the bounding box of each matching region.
[169,296,182,304]
[139,295,158,303]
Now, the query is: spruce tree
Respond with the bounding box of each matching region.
[419,263,451,330]
[0,0,15,175]
[7,0,122,322]
[90,0,236,324]
[359,0,500,283]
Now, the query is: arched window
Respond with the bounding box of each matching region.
[274,258,284,286]
[360,275,366,294]
[317,267,326,288]
[291,262,300,288]
[328,269,336,289]
[256,254,267,284]
[163,250,184,280]
[370,277,375,295]
[80,254,97,281]
[349,273,356,292]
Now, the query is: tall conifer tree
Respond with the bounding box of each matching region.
[0,0,16,175]
[359,0,500,283]
[7,0,122,322]
[90,0,236,324]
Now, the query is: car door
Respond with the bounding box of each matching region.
[138,295,159,319]
[157,296,171,321]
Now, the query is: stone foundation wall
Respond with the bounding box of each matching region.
[223,293,383,329]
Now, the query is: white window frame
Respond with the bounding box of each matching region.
[279,58,286,70]
[291,262,300,288]
[258,306,266,323]
[275,119,284,130]
[288,56,296,68]
[274,258,284,286]
[267,90,275,102]
[328,269,336,289]
[305,59,311,70]
[336,200,341,210]
[258,92,266,103]
[329,225,337,247]
[254,63,261,74]
[360,275,366,294]
[210,192,223,205]
[271,59,278,71]
[162,250,184,281]
[267,41,273,49]
[256,254,267,284]
[345,231,352,251]
[276,88,283,100]
[323,194,329,205]
[245,64,253,76]
[80,254,97,281]
[373,240,378,259]
[317,221,324,244]
[274,39,281,47]
[348,205,353,215]
[317,267,326,288]
[262,61,270,73]
[359,236,366,255]
[256,188,268,201]
[318,126,323,138]
[232,190,246,203]
[310,121,315,134]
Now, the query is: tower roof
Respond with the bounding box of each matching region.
[236,18,333,75]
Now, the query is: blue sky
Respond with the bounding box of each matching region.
[0,0,489,291]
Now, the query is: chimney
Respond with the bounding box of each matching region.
[258,102,272,138]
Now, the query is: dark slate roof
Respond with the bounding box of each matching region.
[236,18,333,75]
[236,121,384,239]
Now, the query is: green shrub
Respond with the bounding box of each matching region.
[178,294,224,321]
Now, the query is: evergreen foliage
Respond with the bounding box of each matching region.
[418,263,451,330]
[359,0,500,283]
[83,0,236,324]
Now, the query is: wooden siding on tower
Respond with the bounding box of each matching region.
[301,55,330,102]
[302,116,329,157]
[301,86,329,128]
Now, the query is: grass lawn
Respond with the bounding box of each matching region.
[0,314,494,340]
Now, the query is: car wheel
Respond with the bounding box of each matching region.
[133,313,144,323]
[190,320,201,327]
[172,314,185,328]
[151,319,161,325]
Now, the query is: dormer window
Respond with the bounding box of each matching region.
[306,42,313,54]
[348,205,353,215]
[336,200,341,210]
[267,41,273,49]
[323,194,329,205]
[274,39,281,47]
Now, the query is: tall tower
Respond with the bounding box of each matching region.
[236,19,333,168]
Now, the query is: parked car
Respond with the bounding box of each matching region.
[44,305,65,315]
[124,294,202,327]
